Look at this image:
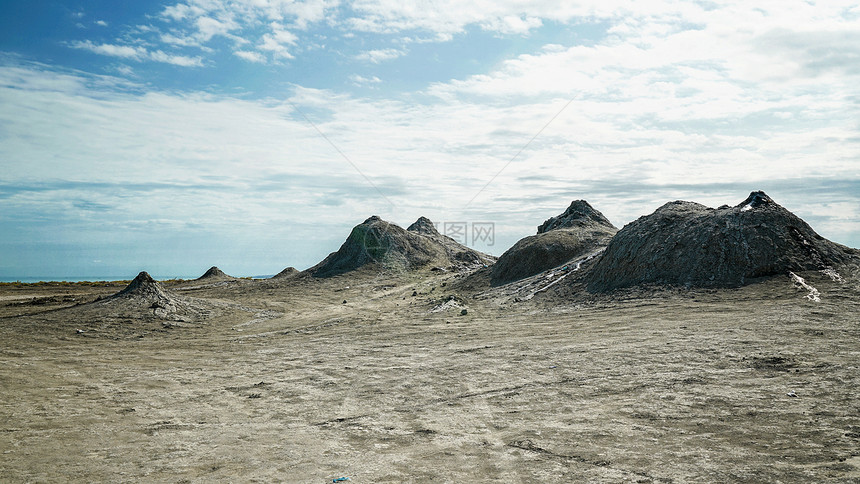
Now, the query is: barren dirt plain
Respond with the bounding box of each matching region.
[2,266,859,482]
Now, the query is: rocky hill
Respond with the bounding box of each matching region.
[586,191,857,291]
[490,200,617,285]
[310,216,495,277]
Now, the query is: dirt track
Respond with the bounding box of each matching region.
[1,270,859,482]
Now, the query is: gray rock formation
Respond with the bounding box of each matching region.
[311,216,494,277]
[490,200,617,285]
[586,191,856,291]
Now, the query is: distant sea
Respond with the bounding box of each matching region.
[0,276,163,283]
[1,274,277,283]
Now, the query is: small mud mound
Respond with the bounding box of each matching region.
[95,271,211,321]
[311,216,494,277]
[113,271,170,299]
[491,200,617,285]
[196,266,234,281]
[586,191,856,292]
[272,267,299,279]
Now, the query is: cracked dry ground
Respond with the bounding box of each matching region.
[1,272,859,482]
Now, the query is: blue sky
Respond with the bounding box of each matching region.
[1,1,859,280]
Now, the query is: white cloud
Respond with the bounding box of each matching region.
[95,20,108,27]
[70,40,203,66]
[78,1,700,69]
[235,50,267,63]
[71,0,860,74]
[161,3,203,21]
[114,65,135,76]
[158,0,337,36]
[479,15,542,35]
[350,74,382,85]
[149,50,204,67]
[345,0,618,35]
[355,48,405,63]
[70,40,146,59]
[160,32,204,47]
[141,1,343,63]
[194,16,235,42]
[261,0,338,29]
[258,23,298,59]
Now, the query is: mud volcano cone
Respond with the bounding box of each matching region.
[113,271,171,299]
[96,271,209,321]
[491,200,617,285]
[311,215,494,277]
[311,216,443,277]
[196,266,233,281]
[272,267,299,278]
[586,191,855,291]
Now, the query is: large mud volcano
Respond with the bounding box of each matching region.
[311,216,494,277]
[587,191,856,291]
[491,200,617,285]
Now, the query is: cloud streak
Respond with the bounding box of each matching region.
[354,48,405,63]
[70,40,203,66]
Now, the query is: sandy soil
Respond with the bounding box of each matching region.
[1,269,859,482]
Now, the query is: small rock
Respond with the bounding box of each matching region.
[460,309,468,316]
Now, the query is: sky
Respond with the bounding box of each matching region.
[1,0,859,280]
